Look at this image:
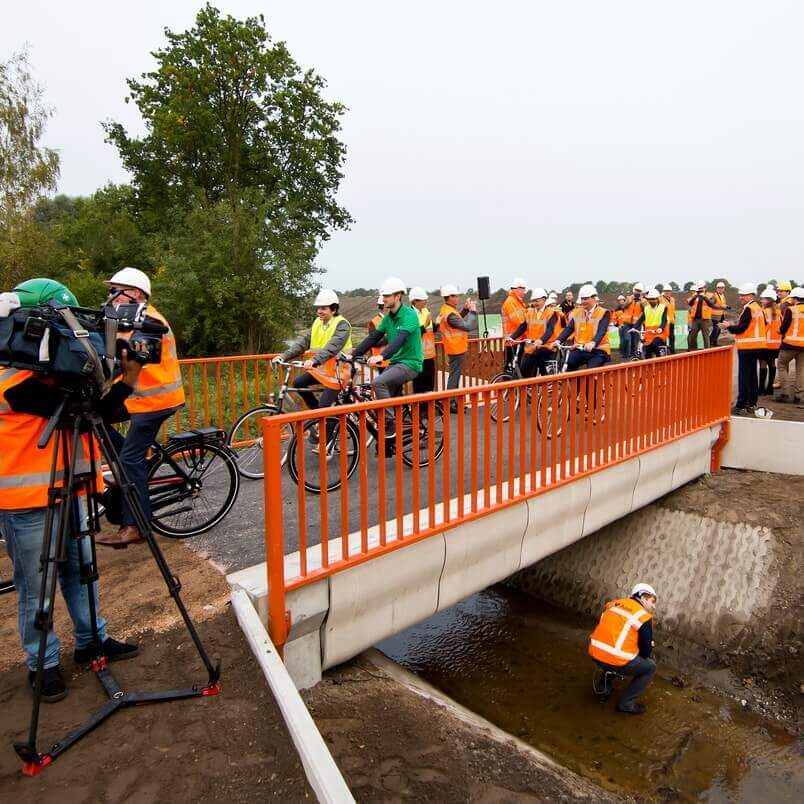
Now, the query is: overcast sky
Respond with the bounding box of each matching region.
[3,1,802,291]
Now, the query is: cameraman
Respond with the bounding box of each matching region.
[98,268,185,549]
[0,279,141,702]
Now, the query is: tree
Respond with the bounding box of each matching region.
[0,49,60,289]
[669,281,680,291]
[683,281,694,292]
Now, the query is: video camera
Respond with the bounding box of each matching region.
[0,297,166,396]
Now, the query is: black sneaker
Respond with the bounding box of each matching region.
[28,666,67,703]
[616,703,646,715]
[731,406,747,415]
[74,637,139,665]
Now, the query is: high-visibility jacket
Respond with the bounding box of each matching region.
[662,295,676,324]
[524,306,558,353]
[501,292,527,338]
[438,304,469,355]
[368,313,388,365]
[309,314,352,375]
[782,303,804,349]
[709,292,727,321]
[589,597,652,667]
[571,305,610,354]
[735,301,767,351]
[124,305,185,415]
[610,309,622,327]
[643,303,669,345]
[688,294,712,321]
[621,297,644,326]
[0,368,103,510]
[763,307,781,350]
[416,307,436,359]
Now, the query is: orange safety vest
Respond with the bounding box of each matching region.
[764,307,781,350]
[662,295,676,324]
[589,597,653,667]
[571,305,610,354]
[124,305,185,415]
[501,292,527,338]
[417,307,436,360]
[368,313,389,366]
[782,303,804,349]
[0,368,103,510]
[735,301,767,351]
[688,294,712,321]
[621,297,644,325]
[438,304,469,356]
[709,292,727,320]
[524,306,557,353]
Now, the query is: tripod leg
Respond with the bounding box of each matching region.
[92,418,220,686]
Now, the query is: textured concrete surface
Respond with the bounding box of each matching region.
[510,503,777,649]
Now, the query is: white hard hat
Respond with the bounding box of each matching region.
[380,277,407,295]
[737,283,756,295]
[313,289,339,307]
[409,286,428,301]
[662,284,673,292]
[510,277,527,289]
[646,288,660,300]
[530,287,547,300]
[578,284,598,299]
[631,582,657,599]
[716,281,726,288]
[695,280,707,291]
[632,282,644,292]
[617,294,626,301]
[440,283,459,297]
[760,287,777,300]
[105,267,151,297]
[790,286,804,299]
[377,294,384,305]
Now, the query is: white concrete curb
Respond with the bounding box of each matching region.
[229,585,355,804]
[721,415,804,475]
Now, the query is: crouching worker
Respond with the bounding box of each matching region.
[589,582,657,715]
[274,289,352,410]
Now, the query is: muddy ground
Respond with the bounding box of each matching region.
[0,536,614,802]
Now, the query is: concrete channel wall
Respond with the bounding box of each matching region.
[228,424,721,689]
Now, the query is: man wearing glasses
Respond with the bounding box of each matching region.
[97,268,185,548]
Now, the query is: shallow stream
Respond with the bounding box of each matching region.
[379,586,802,802]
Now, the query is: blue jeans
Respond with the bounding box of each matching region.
[1,503,106,670]
[619,324,632,358]
[108,409,175,527]
[566,349,610,372]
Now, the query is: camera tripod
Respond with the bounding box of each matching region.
[14,393,221,776]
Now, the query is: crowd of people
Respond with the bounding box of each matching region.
[279,276,804,418]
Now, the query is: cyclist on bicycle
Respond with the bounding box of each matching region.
[348,277,423,451]
[506,288,559,377]
[631,288,669,359]
[273,289,353,411]
[552,284,611,370]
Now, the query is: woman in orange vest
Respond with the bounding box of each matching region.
[758,288,781,396]
[409,287,436,393]
[2,279,141,701]
[775,286,804,403]
[589,582,657,714]
[719,283,766,414]
[100,268,186,548]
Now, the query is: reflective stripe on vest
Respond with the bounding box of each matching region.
[416,307,436,359]
[308,315,353,376]
[735,301,767,350]
[709,292,727,320]
[643,303,668,345]
[438,304,468,355]
[689,295,712,320]
[524,306,556,352]
[571,306,610,353]
[782,304,804,348]
[764,308,781,349]
[663,296,676,323]
[588,598,652,667]
[125,305,186,414]
[501,293,527,337]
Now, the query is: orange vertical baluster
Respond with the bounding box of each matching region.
[442,396,452,524]
[377,411,387,545]
[263,418,288,652]
[412,402,421,533]
[295,420,307,578]
[359,412,368,553]
[471,395,479,513]
[202,364,209,427]
[457,399,465,517]
[340,414,349,560]
[318,415,329,568]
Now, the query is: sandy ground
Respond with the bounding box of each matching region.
[0,535,616,802]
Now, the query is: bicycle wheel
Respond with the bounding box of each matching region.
[488,372,518,423]
[148,441,240,538]
[228,404,293,480]
[536,383,567,438]
[0,536,13,596]
[286,417,360,494]
[400,402,445,467]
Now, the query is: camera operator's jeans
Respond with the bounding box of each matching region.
[108,408,176,528]
[1,502,106,670]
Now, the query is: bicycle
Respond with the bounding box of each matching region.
[628,328,668,361]
[102,427,240,538]
[286,356,446,494]
[226,360,305,480]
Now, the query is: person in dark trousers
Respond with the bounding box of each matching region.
[661,285,677,354]
[719,283,766,414]
[631,289,669,359]
[409,287,436,394]
[775,286,804,403]
[686,281,715,350]
[708,281,729,347]
[589,583,658,715]
[553,284,611,371]
[436,284,478,411]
